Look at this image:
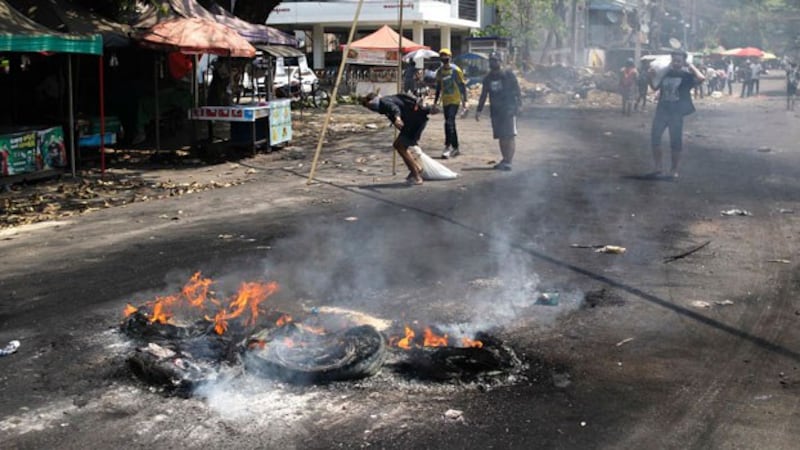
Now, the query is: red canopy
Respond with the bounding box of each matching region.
[732,47,764,58]
[346,25,427,52]
[136,17,256,58]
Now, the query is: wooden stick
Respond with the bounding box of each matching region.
[393,0,404,176]
[663,240,711,263]
[307,0,365,184]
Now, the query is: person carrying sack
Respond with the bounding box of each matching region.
[361,92,439,185]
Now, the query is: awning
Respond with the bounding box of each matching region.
[208,2,296,46]
[257,44,304,58]
[136,17,256,58]
[0,0,101,54]
[8,0,132,48]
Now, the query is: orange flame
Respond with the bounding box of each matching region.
[276,314,293,327]
[423,327,449,347]
[124,304,138,317]
[396,326,415,349]
[211,281,280,335]
[461,337,484,348]
[181,272,213,308]
[125,272,280,335]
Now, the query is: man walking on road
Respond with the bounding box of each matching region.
[361,92,439,185]
[434,48,468,159]
[787,62,799,111]
[476,52,521,171]
[750,59,764,96]
[649,50,705,179]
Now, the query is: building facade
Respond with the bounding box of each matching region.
[267,0,481,69]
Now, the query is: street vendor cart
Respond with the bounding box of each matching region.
[188,100,291,152]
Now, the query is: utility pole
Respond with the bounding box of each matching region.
[571,0,579,66]
[635,0,644,65]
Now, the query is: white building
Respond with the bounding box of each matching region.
[267,0,482,69]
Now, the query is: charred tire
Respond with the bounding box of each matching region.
[245,324,386,383]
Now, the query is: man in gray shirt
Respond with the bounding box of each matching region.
[750,60,763,96]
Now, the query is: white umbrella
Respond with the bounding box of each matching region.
[403,48,439,62]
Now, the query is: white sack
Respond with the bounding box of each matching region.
[409,146,458,180]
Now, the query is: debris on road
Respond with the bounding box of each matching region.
[0,340,20,356]
[778,209,794,214]
[552,372,572,388]
[757,147,772,153]
[570,243,604,249]
[344,216,358,222]
[535,292,560,306]
[714,300,735,306]
[595,245,626,254]
[365,123,378,130]
[615,337,634,347]
[444,409,464,422]
[663,240,711,263]
[721,209,752,216]
[766,259,791,264]
[690,300,712,309]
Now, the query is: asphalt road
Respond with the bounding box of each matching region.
[1,76,799,449]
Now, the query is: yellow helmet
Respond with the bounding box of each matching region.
[439,48,452,57]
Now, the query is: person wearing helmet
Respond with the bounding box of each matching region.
[475,52,521,171]
[434,48,468,159]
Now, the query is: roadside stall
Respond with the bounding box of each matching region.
[10,0,133,173]
[136,17,291,152]
[0,0,102,181]
[345,25,427,96]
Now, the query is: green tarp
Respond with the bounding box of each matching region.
[0,0,101,54]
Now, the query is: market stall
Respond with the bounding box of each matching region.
[0,0,102,181]
[136,17,290,152]
[344,25,427,96]
[10,0,133,173]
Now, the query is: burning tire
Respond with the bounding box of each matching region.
[245,324,386,383]
[396,333,523,382]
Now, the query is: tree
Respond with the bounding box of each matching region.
[71,0,283,26]
[485,0,566,68]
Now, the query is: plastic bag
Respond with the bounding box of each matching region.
[409,146,458,180]
[649,53,694,88]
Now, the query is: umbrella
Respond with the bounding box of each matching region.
[403,48,439,62]
[136,17,256,58]
[762,52,778,60]
[732,47,764,58]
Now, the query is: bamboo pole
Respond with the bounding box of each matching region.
[307,0,365,184]
[393,0,404,176]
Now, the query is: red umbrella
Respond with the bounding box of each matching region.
[732,47,764,58]
[136,17,256,58]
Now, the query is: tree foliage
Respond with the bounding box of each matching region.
[70,0,281,25]
[484,0,566,67]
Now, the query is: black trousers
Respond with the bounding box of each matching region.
[443,104,460,149]
[651,111,684,152]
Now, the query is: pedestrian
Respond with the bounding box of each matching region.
[750,59,763,96]
[705,65,718,95]
[475,52,521,171]
[739,60,753,98]
[634,60,650,112]
[361,92,439,185]
[787,62,799,111]
[403,60,418,94]
[434,48,468,159]
[648,50,705,179]
[726,59,735,95]
[619,58,638,116]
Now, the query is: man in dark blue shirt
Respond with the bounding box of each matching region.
[649,50,705,178]
[475,52,521,171]
[362,92,439,185]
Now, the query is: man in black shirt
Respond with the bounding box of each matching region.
[475,52,521,171]
[649,50,705,178]
[361,92,439,185]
